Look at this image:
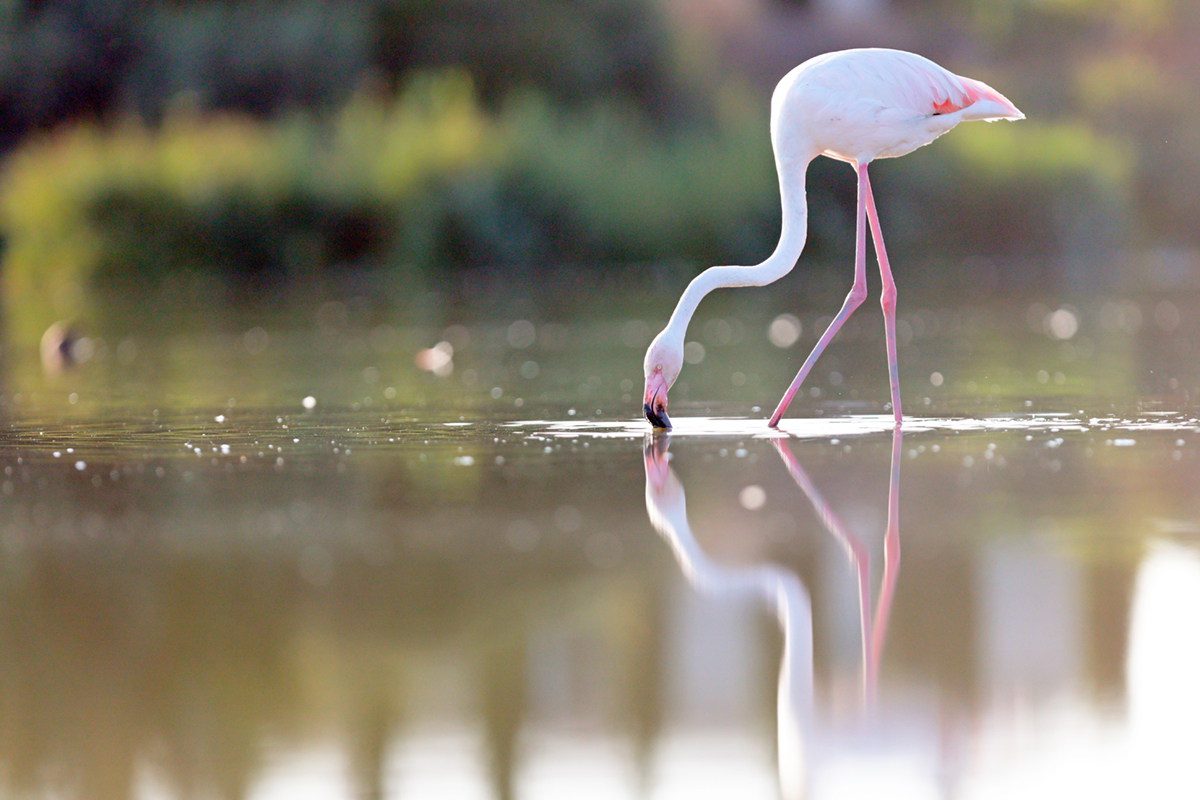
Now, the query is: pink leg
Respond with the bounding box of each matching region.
[863,172,903,423]
[768,162,871,427]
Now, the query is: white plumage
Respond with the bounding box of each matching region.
[643,48,1023,430]
[774,48,1022,163]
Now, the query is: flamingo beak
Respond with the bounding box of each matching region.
[643,371,672,430]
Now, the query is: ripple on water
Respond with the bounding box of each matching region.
[504,412,1200,441]
[0,407,1195,470]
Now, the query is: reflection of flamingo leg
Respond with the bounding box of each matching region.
[870,426,903,673]
[772,425,903,702]
[772,438,874,699]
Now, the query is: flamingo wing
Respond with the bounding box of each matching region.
[794,49,1022,121]
[775,48,1023,163]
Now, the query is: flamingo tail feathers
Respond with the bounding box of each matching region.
[954,76,1024,122]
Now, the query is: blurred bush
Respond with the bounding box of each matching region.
[373,0,685,118]
[0,73,496,341]
[0,0,682,148]
[0,70,785,342]
[5,0,1198,344]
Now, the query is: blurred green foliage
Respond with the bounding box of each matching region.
[0,70,783,343]
[0,74,495,342]
[2,0,1199,344]
[0,0,679,135]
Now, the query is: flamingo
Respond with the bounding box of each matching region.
[642,48,1024,429]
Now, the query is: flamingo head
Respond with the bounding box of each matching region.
[643,332,683,430]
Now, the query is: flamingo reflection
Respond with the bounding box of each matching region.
[772,426,903,703]
[644,436,813,799]
[643,426,902,799]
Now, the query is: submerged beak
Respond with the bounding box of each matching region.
[643,371,672,430]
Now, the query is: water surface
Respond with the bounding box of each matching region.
[1,303,1198,799]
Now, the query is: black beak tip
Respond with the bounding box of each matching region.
[644,402,672,430]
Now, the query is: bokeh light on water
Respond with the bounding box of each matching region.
[0,297,1196,798]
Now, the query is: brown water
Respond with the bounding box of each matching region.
[2,300,1199,799]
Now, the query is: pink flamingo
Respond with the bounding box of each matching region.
[643,48,1024,429]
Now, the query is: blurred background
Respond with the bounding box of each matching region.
[5,5,1200,799]
[0,0,1194,349]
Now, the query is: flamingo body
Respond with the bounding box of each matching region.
[643,48,1023,429]
[775,49,1018,164]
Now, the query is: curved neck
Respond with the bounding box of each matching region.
[662,157,811,343]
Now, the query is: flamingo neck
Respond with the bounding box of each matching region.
[661,158,810,344]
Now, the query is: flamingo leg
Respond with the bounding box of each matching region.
[768,162,871,427]
[863,172,903,423]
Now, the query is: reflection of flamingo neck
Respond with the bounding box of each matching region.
[643,451,813,799]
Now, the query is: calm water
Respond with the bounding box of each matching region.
[2,298,1199,799]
